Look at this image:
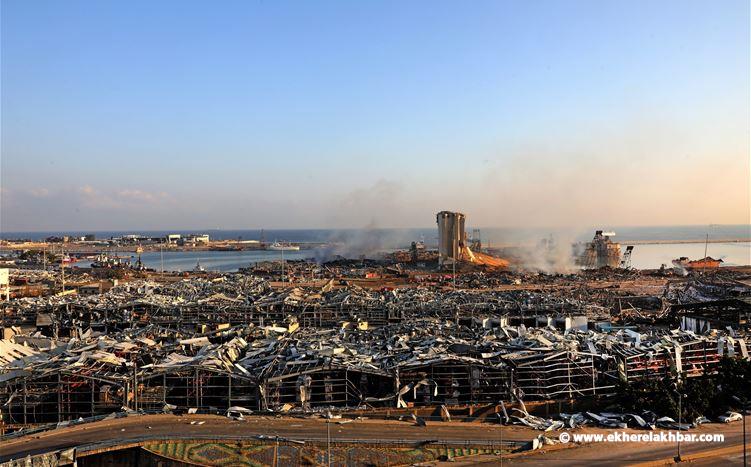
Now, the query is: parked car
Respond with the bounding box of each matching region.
[718,411,743,423]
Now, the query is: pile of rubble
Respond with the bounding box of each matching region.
[1,310,747,429]
[1,266,749,433]
[1,274,626,334]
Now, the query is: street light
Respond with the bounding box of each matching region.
[273,435,279,467]
[673,386,687,463]
[326,418,332,467]
[733,395,749,467]
[500,412,504,466]
[677,390,682,462]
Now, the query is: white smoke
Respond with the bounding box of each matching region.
[488,230,582,274]
[313,224,419,263]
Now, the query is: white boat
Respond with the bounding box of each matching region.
[268,241,300,251]
[192,260,205,272]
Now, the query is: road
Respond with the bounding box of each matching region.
[0,414,525,462]
[1,414,748,465]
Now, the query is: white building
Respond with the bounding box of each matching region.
[190,234,210,244]
[166,234,181,244]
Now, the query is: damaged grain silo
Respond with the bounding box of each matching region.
[436,211,466,268]
[436,211,508,269]
[575,230,622,269]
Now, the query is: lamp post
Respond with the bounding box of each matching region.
[672,381,685,463]
[275,436,280,467]
[677,390,682,462]
[452,256,456,288]
[270,434,278,467]
[326,418,331,467]
[61,247,65,293]
[733,396,749,467]
[500,411,504,466]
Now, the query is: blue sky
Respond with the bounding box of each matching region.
[1,0,748,230]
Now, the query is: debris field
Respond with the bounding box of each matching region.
[1,264,750,435]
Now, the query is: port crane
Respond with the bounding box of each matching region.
[620,245,634,269]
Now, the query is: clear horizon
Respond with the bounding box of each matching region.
[1,0,749,231]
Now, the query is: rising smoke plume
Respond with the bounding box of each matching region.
[482,230,583,274]
[313,223,420,263]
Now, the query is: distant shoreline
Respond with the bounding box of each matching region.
[624,238,751,245]
[1,237,749,254]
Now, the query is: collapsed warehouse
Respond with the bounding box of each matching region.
[1,269,750,433]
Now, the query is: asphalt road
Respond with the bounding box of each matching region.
[1,414,748,465]
[0,414,522,461]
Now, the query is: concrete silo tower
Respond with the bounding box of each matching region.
[436,211,466,268]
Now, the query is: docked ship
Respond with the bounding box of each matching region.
[672,256,723,270]
[90,253,128,269]
[192,260,206,272]
[61,254,77,264]
[267,241,300,251]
